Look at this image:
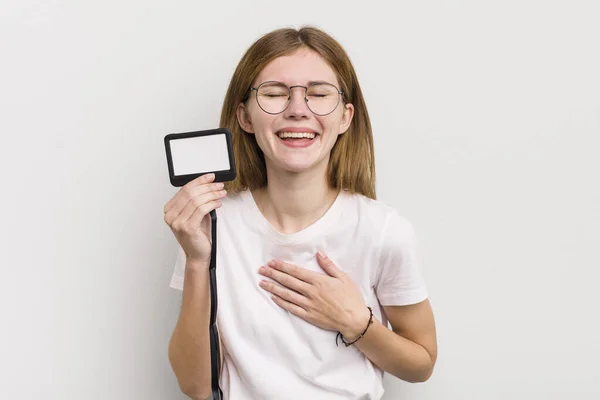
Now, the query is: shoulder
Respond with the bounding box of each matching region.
[342,191,419,254]
[342,190,409,230]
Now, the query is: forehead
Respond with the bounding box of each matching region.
[254,48,339,87]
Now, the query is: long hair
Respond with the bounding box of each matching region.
[219,26,376,200]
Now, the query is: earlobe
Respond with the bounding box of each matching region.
[236,103,254,134]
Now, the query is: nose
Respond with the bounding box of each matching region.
[283,87,310,118]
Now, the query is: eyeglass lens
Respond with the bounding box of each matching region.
[256,81,340,115]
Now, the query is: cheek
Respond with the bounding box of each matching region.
[248,114,280,150]
[318,116,343,136]
[249,109,277,133]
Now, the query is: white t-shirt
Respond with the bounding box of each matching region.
[169,189,428,400]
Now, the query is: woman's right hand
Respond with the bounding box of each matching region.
[163,173,227,266]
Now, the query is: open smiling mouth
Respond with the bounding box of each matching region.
[276,131,318,141]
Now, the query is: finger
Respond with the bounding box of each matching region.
[259,280,309,309]
[268,260,320,284]
[164,173,216,214]
[171,189,227,230]
[165,188,221,228]
[270,293,309,319]
[185,192,226,227]
[316,251,343,279]
[164,174,219,216]
[164,182,224,225]
[259,265,312,297]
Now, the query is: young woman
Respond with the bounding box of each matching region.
[164,26,437,400]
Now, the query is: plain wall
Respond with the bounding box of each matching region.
[1,0,599,399]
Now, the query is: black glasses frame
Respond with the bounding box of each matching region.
[248,81,345,116]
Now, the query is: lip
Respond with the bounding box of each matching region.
[277,135,317,148]
[275,127,319,149]
[276,127,319,134]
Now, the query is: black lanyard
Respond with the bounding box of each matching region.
[209,210,223,399]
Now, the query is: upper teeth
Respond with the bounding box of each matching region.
[277,131,316,139]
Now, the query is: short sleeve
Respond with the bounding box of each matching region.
[374,210,429,306]
[168,245,187,291]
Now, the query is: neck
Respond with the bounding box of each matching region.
[252,164,339,234]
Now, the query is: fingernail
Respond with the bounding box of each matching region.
[317,250,327,259]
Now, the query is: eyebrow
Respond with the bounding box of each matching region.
[257,80,337,87]
[306,80,335,86]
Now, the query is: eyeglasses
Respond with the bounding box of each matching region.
[248,81,344,116]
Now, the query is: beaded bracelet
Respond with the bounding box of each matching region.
[335,306,373,347]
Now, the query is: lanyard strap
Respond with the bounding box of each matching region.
[209,210,223,399]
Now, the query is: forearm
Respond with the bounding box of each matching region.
[168,261,213,399]
[344,317,435,383]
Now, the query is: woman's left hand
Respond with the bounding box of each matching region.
[258,251,371,339]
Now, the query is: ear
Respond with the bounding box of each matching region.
[236,102,255,134]
[338,103,354,135]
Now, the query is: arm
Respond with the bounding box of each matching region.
[350,210,437,382]
[168,259,224,399]
[259,254,437,383]
[345,299,437,383]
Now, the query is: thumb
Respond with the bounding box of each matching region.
[317,250,341,277]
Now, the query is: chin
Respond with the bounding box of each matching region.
[280,163,314,173]
[278,157,327,174]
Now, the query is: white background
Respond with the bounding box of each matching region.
[1,1,599,399]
